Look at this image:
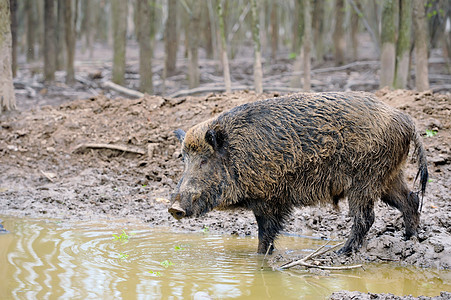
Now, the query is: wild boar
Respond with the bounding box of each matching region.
[169,92,428,254]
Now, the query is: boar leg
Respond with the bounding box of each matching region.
[338,192,375,254]
[381,172,420,240]
[253,207,288,254]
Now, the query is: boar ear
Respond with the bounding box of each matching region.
[174,129,186,143]
[205,129,226,152]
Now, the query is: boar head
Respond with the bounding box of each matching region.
[169,123,231,220]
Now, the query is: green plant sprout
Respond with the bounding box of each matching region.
[113,229,130,242]
[118,252,129,260]
[202,225,209,233]
[148,271,162,277]
[160,260,174,268]
[425,129,438,137]
[174,245,186,251]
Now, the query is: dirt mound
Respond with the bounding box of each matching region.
[329,291,451,300]
[0,89,450,270]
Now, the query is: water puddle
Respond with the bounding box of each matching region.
[0,216,449,299]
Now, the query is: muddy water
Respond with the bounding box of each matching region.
[0,216,449,299]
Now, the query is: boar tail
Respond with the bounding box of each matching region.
[413,130,428,212]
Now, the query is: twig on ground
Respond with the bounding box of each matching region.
[72,143,146,155]
[279,241,363,271]
[102,81,144,98]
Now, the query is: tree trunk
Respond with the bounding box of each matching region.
[137,0,153,94]
[164,0,177,76]
[64,0,75,84]
[380,0,396,88]
[270,1,278,60]
[312,0,324,62]
[26,0,35,61]
[303,0,312,91]
[44,0,56,82]
[333,0,345,66]
[187,0,201,89]
[412,0,429,91]
[0,0,16,113]
[291,0,304,54]
[56,0,65,70]
[217,0,231,93]
[111,0,128,85]
[203,2,213,60]
[250,0,263,94]
[9,0,16,77]
[394,0,411,89]
[350,0,360,61]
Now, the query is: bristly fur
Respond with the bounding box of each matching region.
[170,91,428,254]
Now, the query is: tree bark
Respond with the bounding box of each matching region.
[291,0,304,54]
[44,0,56,82]
[412,0,429,91]
[312,0,324,62]
[64,0,75,84]
[56,0,65,70]
[380,0,396,88]
[26,0,35,62]
[250,0,263,94]
[394,0,411,89]
[270,1,278,60]
[187,0,201,89]
[217,0,231,93]
[111,0,128,85]
[350,0,360,61]
[164,0,177,76]
[0,0,16,113]
[303,0,312,91]
[137,0,153,94]
[9,0,16,77]
[333,0,345,65]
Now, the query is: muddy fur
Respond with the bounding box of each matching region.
[169,92,428,254]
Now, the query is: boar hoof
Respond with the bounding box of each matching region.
[169,204,186,220]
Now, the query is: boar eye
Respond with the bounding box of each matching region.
[200,158,208,167]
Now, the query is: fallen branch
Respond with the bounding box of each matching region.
[168,85,303,98]
[102,81,144,98]
[279,241,363,271]
[72,143,146,155]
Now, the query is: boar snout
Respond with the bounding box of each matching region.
[169,201,186,220]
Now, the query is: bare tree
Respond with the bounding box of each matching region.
[9,0,16,77]
[380,0,396,88]
[412,0,429,91]
[303,0,312,91]
[250,0,262,94]
[111,0,128,85]
[56,0,65,70]
[270,1,278,60]
[350,0,360,61]
[164,0,177,77]
[64,0,75,84]
[186,0,202,89]
[26,0,35,62]
[333,0,345,65]
[394,0,411,89]
[44,0,56,82]
[0,0,16,113]
[217,0,231,93]
[137,0,154,93]
[312,0,324,62]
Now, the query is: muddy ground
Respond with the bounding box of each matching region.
[1,40,451,298]
[1,87,450,271]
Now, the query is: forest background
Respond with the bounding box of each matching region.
[0,0,450,113]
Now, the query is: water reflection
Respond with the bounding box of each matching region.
[0,216,449,299]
